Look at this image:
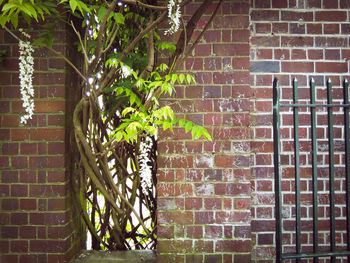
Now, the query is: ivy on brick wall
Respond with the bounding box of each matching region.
[0,0,220,250]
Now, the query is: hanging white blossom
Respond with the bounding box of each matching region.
[18,29,34,125]
[165,0,182,35]
[139,136,153,195]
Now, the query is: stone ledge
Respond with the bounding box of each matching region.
[70,250,157,263]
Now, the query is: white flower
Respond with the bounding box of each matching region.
[139,136,153,195]
[18,38,34,125]
[165,0,182,35]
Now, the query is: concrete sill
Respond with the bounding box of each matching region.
[70,250,157,263]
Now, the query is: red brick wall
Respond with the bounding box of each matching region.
[2,1,350,262]
[0,25,82,262]
[250,0,350,262]
[157,1,252,262]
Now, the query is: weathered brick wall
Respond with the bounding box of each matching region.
[250,0,350,262]
[0,25,82,262]
[157,1,252,262]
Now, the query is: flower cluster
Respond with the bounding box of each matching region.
[18,30,34,125]
[139,136,153,195]
[165,0,182,35]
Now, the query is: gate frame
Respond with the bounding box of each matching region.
[273,77,350,262]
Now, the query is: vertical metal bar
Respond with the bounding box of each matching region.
[273,78,283,263]
[293,78,301,261]
[310,78,319,263]
[343,79,350,263]
[327,78,336,263]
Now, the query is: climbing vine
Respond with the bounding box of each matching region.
[0,0,221,250]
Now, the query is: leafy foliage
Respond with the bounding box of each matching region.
[0,0,216,251]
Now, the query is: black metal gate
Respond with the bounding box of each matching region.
[273,77,350,262]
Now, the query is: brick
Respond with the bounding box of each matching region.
[11,213,28,225]
[216,211,250,224]
[324,24,339,34]
[184,197,202,210]
[157,225,174,239]
[30,240,69,253]
[325,49,340,60]
[185,58,203,71]
[30,185,66,197]
[1,171,18,183]
[174,183,193,196]
[20,143,37,154]
[186,225,203,239]
[215,183,251,195]
[1,143,18,155]
[34,101,65,113]
[1,226,18,238]
[307,24,322,34]
[216,240,251,252]
[48,199,66,211]
[1,115,19,127]
[251,10,279,21]
[290,23,305,34]
[0,101,10,113]
[204,58,222,71]
[213,44,249,56]
[158,156,193,168]
[281,11,313,21]
[281,36,314,47]
[251,36,280,47]
[11,129,30,141]
[30,128,65,141]
[195,211,214,224]
[316,62,348,73]
[48,142,65,154]
[20,199,36,210]
[0,129,10,140]
[308,49,323,60]
[11,156,28,169]
[2,199,18,210]
[213,127,250,140]
[315,37,347,47]
[250,61,280,73]
[255,49,272,59]
[0,240,9,253]
[20,171,36,183]
[205,225,222,238]
[271,23,287,34]
[158,211,193,225]
[234,198,250,209]
[281,62,314,73]
[29,156,65,168]
[204,198,221,210]
[0,184,9,197]
[315,11,347,21]
[194,44,211,56]
[158,240,193,254]
[11,184,28,197]
[30,212,67,225]
[193,240,213,253]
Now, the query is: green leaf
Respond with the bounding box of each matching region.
[10,13,18,28]
[113,12,125,24]
[97,6,107,22]
[69,0,78,13]
[185,121,192,133]
[122,107,135,116]
[115,131,124,142]
[171,74,177,84]
[179,73,185,84]
[178,119,186,127]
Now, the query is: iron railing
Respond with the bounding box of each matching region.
[273,77,350,262]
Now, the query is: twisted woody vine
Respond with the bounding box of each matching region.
[0,0,221,250]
